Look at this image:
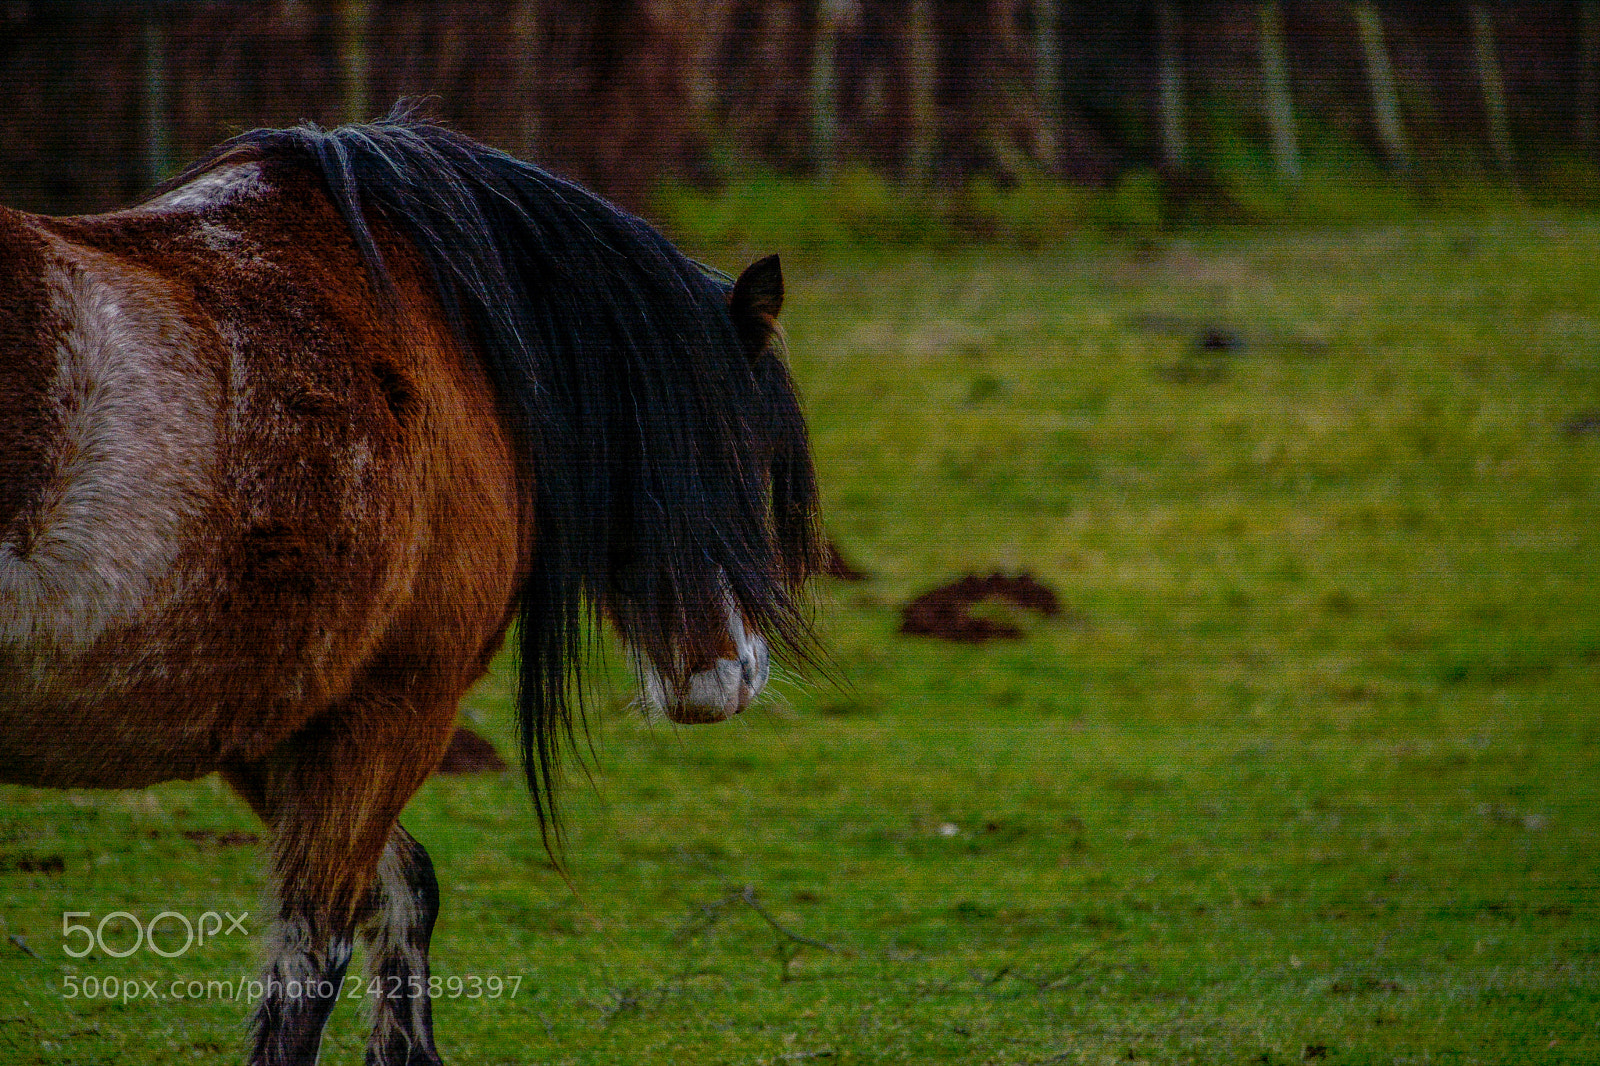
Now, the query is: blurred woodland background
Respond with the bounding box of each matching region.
[5,6,1600,1065]
[3,1,1599,218]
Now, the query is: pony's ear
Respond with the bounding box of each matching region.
[729,254,783,357]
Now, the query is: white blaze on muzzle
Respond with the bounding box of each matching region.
[636,593,769,724]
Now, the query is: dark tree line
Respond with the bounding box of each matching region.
[1,1,1595,215]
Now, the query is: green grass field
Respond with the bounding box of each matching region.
[3,219,1598,1064]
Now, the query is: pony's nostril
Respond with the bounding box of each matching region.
[740,658,757,687]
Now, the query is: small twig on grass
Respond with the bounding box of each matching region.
[737,884,849,982]
[739,885,840,953]
[1029,936,1124,992]
[9,934,40,959]
[598,985,644,1026]
[674,884,849,983]
[593,959,661,1026]
[972,937,1124,1001]
[972,964,1012,987]
[672,890,739,943]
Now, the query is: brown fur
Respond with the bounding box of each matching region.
[0,164,523,928]
[0,211,62,554]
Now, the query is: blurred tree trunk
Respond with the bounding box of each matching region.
[1468,2,1512,174]
[987,0,1040,180]
[1257,1,1299,184]
[719,0,814,174]
[512,0,542,158]
[338,0,370,123]
[675,0,730,171]
[812,1,844,177]
[1034,0,1060,174]
[906,0,936,184]
[143,3,171,185]
[1582,1,1600,154]
[1351,1,1410,173]
[532,1,708,211]
[1156,0,1185,170]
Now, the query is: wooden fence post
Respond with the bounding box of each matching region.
[1156,0,1187,170]
[1582,1,1600,153]
[1351,1,1410,173]
[1258,1,1300,183]
[1468,2,1513,174]
[143,2,172,186]
[1035,0,1061,174]
[907,0,937,185]
[338,0,371,124]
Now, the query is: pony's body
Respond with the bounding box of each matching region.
[1,161,521,790]
[0,115,818,1065]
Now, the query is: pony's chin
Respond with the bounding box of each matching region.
[659,658,755,724]
[643,637,769,725]
[663,700,742,725]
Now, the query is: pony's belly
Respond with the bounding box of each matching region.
[0,627,342,788]
[0,691,225,788]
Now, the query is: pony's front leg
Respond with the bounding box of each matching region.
[251,911,355,1066]
[224,690,455,1066]
[359,825,443,1066]
[227,750,373,1066]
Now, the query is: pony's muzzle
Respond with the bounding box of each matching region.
[665,632,769,724]
[656,627,768,726]
[638,599,770,724]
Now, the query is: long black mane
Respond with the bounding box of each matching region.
[164,108,821,845]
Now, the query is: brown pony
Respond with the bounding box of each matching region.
[0,110,821,1065]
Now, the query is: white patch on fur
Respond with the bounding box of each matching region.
[635,589,770,723]
[135,162,264,213]
[199,221,245,251]
[361,839,424,967]
[0,253,218,669]
[254,913,351,1064]
[262,914,352,993]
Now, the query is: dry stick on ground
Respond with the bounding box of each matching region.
[737,885,849,982]
[679,886,1116,990]
[675,885,849,983]
[970,936,1124,999]
[1026,936,1125,993]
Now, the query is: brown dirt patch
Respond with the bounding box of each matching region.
[0,853,65,873]
[899,572,1064,642]
[436,726,508,774]
[181,829,260,848]
[823,539,869,581]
